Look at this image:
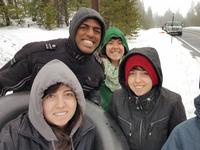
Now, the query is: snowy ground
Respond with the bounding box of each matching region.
[0,26,200,118]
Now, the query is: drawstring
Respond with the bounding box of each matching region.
[71,137,74,150]
[51,140,56,150]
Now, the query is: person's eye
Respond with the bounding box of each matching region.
[129,71,136,75]
[45,94,55,101]
[64,92,75,97]
[142,71,149,76]
[94,28,101,34]
[79,25,87,30]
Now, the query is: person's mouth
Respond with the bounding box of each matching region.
[53,111,67,116]
[82,40,94,48]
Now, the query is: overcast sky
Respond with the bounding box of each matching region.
[142,0,200,17]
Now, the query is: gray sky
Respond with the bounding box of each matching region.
[142,0,200,17]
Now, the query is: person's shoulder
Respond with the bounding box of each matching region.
[160,87,181,101]
[93,51,103,65]
[1,113,27,132]
[10,38,67,65]
[81,115,96,130]
[171,117,198,136]
[20,38,66,54]
[113,88,126,96]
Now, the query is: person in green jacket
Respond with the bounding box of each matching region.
[99,27,129,111]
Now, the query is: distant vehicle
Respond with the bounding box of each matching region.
[164,21,183,36]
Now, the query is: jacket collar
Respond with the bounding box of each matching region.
[66,38,92,62]
[127,87,158,112]
[18,113,50,149]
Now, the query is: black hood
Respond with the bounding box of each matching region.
[69,7,105,55]
[194,94,200,118]
[194,78,200,118]
[119,47,163,89]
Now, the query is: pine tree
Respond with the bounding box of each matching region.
[42,2,56,29]
[100,0,140,36]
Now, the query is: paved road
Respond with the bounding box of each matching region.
[176,27,200,58]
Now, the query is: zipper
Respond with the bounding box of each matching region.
[118,116,132,136]
[150,116,168,127]
[139,119,143,148]
[147,116,169,137]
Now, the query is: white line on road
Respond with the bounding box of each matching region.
[176,36,200,54]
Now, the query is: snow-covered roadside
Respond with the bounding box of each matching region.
[0,26,200,118]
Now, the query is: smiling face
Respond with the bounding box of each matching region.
[105,38,125,65]
[43,84,77,128]
[128,67,153,96]
[75,18,102,54]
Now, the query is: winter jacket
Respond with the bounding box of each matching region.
[100,27,129,111]
[161,94,200,150]
[0,7,105,104]
[0,60,97,150]
[108,47,186,150]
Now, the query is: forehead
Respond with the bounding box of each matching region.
[130,66,145,71]
[80,18,101,28]
[109,37,121,42]
[57,84,72,91]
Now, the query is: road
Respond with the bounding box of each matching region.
[176,27,200,57]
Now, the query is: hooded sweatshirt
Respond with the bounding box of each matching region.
[28,59,85,142]
[0,60,96,150]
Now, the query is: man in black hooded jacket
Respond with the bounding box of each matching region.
[0,7,105,104]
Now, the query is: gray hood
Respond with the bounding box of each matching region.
[28,59,85,141]
[69,7,105,53]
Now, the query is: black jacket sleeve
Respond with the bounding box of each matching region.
[0,55,31,96]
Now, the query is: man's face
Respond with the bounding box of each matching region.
[75,18,102,54]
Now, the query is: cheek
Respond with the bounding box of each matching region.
[68,100,77,112]
[43,102,52,117]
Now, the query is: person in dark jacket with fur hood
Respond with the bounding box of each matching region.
[0,59,97,150]
[108,47,186,150]
[0,7,105,105]
[161,79,200,150]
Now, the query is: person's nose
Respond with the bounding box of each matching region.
[87,27,95,37]
[135,73,141,83]
[56,96,65,108]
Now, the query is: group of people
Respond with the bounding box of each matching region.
[0,7,199,150]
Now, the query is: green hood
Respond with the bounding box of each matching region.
[101,27,129,55]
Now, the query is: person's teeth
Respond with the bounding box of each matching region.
[54,112,67,116]
[83,40,93,47]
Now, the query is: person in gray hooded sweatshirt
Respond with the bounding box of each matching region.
[0,59,96,150]
[0,7,105,105]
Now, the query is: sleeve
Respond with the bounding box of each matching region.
[87,90,102,106]
[161,128,181,150]
[168,95,187,133]
[0,123,18,150]
[0,50,31,96]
